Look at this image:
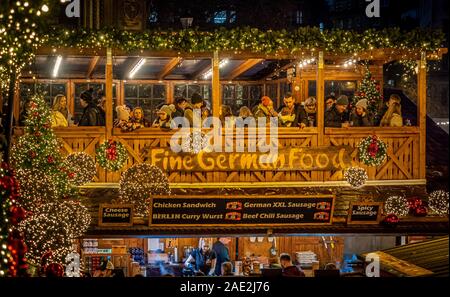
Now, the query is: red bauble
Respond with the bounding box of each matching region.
[10,206,27,225]
[34,131,42,137]
[33,112,39,117]
[45,263,64,277]
[382,214,399,226]
[414,205,428,217]
[68,172,75,179]
[47,156,54,163]
[407,197,423,213]
[29,151,36,158]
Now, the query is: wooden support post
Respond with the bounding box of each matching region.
[105,48,113,139]
[417,52,427,179]
[293,63,302,103]
[317,52,325,145]
[212,51,220,118]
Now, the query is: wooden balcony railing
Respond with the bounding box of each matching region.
[12,126,422,185]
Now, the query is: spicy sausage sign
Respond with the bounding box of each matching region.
[144,146,352,172]
[149,195,335,226]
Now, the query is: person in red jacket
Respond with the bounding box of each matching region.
[279,253,305,277]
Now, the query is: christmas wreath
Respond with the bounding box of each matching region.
[96,139,128,171]
[358,135,387,166]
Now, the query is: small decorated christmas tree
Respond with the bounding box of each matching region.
[353,66,383,121]
[11,93,77,209]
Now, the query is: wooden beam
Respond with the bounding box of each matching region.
[212,51,220,117]
[86,56,100,78]
[225,59,264,80]
[417,52,427,179]
[191,60,212,80]
[157,57,183,80]
[105,48,113,140]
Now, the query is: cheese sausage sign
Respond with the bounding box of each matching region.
[144,146,352,172]
[149,195,335,226]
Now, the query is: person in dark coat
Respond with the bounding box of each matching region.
[279,253,305,277]
[172,97,188,119]
[211,237,231,276]
[350,99,372,127]
[325,95,350,128]
[277,92,308,128]
[78,89,101,126]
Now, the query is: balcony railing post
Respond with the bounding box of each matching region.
[317,51,325,182]
[417,51,427,180]
[212,50,221,118]
[105,48,113,139]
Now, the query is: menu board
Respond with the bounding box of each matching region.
[149,195,335,226]
[347,202,383,224]
[98,204,134,227]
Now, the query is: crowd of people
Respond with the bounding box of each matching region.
[33,87,405,130]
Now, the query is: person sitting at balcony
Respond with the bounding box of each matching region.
[201,107,211,125]
[219,105,235,127]
[78,89,102,126]
[254,96,278,123]
[277,92,307,128]
[152,104,175,129]
[350,99,372,127]
[131,107,150,128]
[304,96,317,127]
[325,94,336,111]
[380,94,403,127]
[173,97,188,119]
[238,106,254,120]
[184,93,204,127]
[96,91,106,126]
[325,95,350,128]
[50,94,74,127]
[114,105,135,132]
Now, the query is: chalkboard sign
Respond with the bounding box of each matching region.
[347,202,383,224]
[98,204,134,227]
[149,195,335,226]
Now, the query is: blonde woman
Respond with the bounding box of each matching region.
[380,94,403,127]
[51,94,74,127]
[184,237,216,275]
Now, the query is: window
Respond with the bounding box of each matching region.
[222,84,262,115]
[174,83,212,110]
[279,82,292,104]
[325,80,357,103]
[19,82,67,125]
[308,81,317,97]
[265,84,278,104]
[74,83,117,124]
[296,10,303,25]
[124,84,166,123]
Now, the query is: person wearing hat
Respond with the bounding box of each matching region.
[325,95,350,127]
[277,92,308,128]
[380,94,403,127]
[254,96,278,122]
[184,93,204,127]
[78,88,102,126]
[303,96,317,127]
[350,99,372,127]
[152,104,175,128]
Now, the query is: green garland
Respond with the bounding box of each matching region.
[358,135,388,166]
[95,139,128,172]
[45,27,445,55]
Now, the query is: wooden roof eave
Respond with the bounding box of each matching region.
[36,46,448,62]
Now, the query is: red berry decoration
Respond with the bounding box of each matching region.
[414,205,428,217]
[47,156,54,164]
[382,214,399,226]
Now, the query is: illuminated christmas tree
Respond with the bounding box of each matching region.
[353,66,383,120]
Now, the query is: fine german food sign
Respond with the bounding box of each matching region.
[149,195,335,226]
[99,204,134,227]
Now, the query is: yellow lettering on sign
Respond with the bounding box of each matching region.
[216,154,227,170]
[197,151,215,170]
[240,154,258,170]
[182,156,194,171]
[151,148,165,167]
[169,155,183,170]
[228,154,239,170]
[300,153,314,170]
[316,153,329,169]
[289,148,300,168]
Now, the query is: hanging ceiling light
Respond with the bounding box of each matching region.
[52,55,62,77]
[129,58,146,78]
